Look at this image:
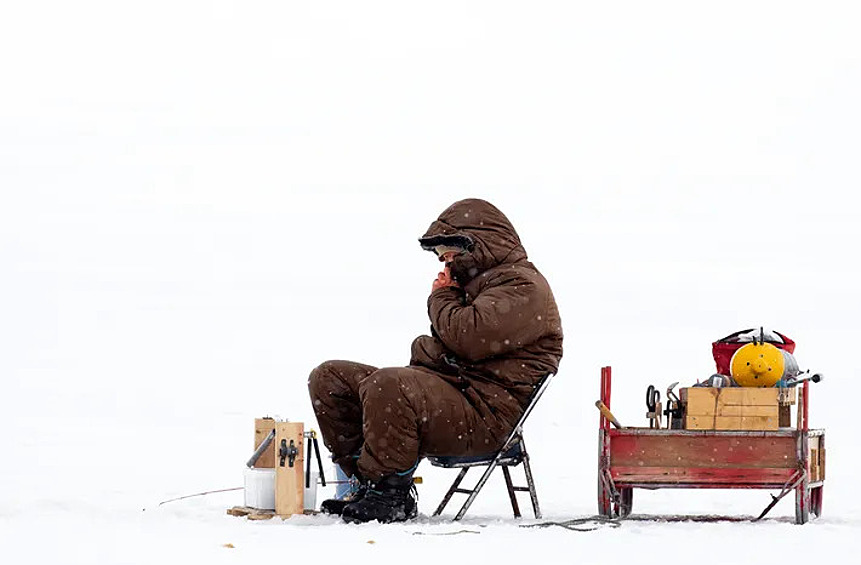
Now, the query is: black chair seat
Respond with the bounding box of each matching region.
[428,441,524,468]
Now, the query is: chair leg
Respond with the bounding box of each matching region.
[435,431,544,521]
[501,466,522,518]
[433,467,469,517]
[520,446,541,519]
[453,457,503,521]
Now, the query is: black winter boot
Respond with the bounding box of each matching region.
[341,473,418,524]
[320,480,368,516]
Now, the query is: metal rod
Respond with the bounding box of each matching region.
[305,435,312,489]
[521,439,541,519]
[313,437,327,487]
[753,471,805,521]
[787,373,823,386]
[433,468,469,516]
[502,466,521,518]
[454,447,505,520]
[803,380,809,433]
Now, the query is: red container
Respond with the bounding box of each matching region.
[711,329,796,376]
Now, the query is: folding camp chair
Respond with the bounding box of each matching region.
[428,373,555,521]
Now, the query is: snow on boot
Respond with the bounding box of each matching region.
[320,481,368,516]
[341,473,417,524]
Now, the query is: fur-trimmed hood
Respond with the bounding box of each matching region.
[419,198,528,284]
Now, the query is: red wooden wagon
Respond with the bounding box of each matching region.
[597,366,825,524]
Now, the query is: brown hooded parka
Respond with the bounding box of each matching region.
[308,199,563,480]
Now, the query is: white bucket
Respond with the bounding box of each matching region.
[243,468,318,511]
[244,468,276,510]
[304,470,318,511]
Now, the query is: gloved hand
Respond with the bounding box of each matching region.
[409,335,459,375]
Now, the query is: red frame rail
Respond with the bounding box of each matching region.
[598,366,825,524]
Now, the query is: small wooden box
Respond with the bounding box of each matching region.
[778,387,797,406]
[682,387,779,431]
[809,435,826,483]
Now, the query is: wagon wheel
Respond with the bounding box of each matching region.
[810,486,824,518]
[615,487,633,518]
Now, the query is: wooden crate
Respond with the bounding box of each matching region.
[682,387,779,431]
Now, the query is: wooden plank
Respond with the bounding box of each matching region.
[739,416,778,430]
[274,421,304,517]
[819,434,826,481]
[810,448,820,482]
[779,404,792,427]
[686,415,778,431]
[253,418,277,468]
[611,466,796,485]
[682,388,779,417]
[695,415,778,431]
[685,415,712,429]
[682,387,720,415]
[808,436,822,482]
[716,388,779,407]
[610,433,796,468]
[227,506,276,520]
[227,506,316,520]
[820,443,826,481]
[693,405,778,417]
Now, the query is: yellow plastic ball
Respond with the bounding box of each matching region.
[730,342,785,387]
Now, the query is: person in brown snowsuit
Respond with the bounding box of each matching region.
[308,198,563,523]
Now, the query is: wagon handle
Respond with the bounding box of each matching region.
[595,400,624,429]
[752,470,806,521]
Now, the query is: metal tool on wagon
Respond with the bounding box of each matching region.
[646,385,662,429]
[663,381,684,429]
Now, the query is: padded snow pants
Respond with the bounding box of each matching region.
[308,360,518,480]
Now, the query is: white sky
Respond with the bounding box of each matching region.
[0,6,861,563]
[2,2,860,528]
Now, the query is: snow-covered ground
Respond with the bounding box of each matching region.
[3,2,861,563]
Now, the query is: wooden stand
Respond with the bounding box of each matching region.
[229,418,306,520]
